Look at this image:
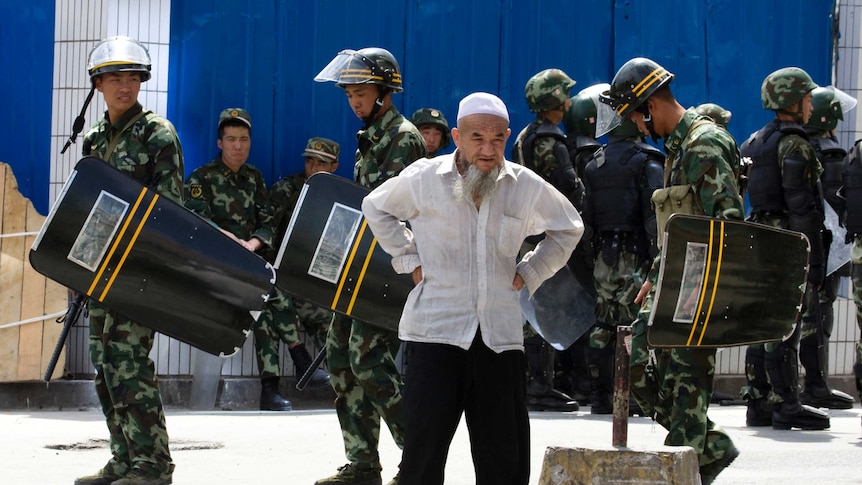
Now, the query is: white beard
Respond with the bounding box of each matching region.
[454,163,501,204]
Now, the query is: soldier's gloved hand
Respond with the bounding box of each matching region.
[807,263,825,288]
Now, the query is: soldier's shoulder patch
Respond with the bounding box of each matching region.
[189,183,203,199]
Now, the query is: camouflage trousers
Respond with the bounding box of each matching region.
[326,314,406,470]
[629,293,735,468]
[255,287,333,377]
[588,250,646,351]
[88,302,173,480]
[852,237,862,366]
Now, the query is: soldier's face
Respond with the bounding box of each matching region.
[304,157,337,177]
[800,92,814,125]
[218,126,251,169]
[95,72,141,113]
[419,126,443,154]
[452,114,510,173]
[628,111,651,137]
[344,84,379,120]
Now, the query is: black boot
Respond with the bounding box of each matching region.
[587,339,615,415]
[765,339,829,430]
[260,376,292,411]
[742,346,772,426]
[799,333,854,409]
[854,363,862,406]
[745,398,773,427]
[525,335,579,412]
[289,343,330,389]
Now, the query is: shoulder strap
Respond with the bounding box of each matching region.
[104,111,148,158]
[664,119,712,186]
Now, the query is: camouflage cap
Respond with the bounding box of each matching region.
[525,69,576,112]
[301,137,340,163]
[695,103,732,128]
[761,67,818,111]
[218,108,252,129]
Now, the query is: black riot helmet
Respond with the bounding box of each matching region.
[599,58,674,140]
[600,57,674,118]
[315,47,404,125]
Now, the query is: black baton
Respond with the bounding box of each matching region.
[295,347,327,391]
[44,292,87,382]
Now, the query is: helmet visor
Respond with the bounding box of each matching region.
[830,86,857,114]
[87,37,151,74]
[314,50,384,86]
[583,83,620,137]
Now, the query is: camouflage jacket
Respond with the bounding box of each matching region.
[82,102,184,204]
[663,108,744,220]
[355,105,426,189]
[184,154,274,247]
[513,117,585,209]
[268,172,306,256]
[649,108,744,280]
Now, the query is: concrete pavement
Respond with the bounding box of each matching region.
[1,403,861,484]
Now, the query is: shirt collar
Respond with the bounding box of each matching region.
[663,107,702,155]
[105,102,144,130]
[357,105,399,144]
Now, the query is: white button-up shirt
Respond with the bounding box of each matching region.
[361,152,583,352]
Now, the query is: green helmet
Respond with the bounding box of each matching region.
[695,103,732,128]
[564,83,611,137]
[410,108,450,149]
[805,86,857,131]
[525,69,576,112]
[87,36,151,82]
[314,47,403,92]
[608,118,642,138]
[760,67,817,111]
[599,57,674,117]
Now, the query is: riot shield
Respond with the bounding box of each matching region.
[273,173,413,330]
[519,264,596,351]
[29,157,276,356]
[647,214,806,348]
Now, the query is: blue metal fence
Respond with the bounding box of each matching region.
[1,0,835,213]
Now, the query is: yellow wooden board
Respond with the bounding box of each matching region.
[0,162,67,381]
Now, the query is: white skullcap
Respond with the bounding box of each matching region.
[456,92,509,123]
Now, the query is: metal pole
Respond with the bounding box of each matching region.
[612,325,633,447]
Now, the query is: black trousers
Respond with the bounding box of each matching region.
[399,332,530,485]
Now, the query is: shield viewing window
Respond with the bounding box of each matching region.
[67,190,129,271]
[308,203,363,284]
[673,242,707,323]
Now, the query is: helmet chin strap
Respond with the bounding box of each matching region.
[638,105,661,142]
[362,87,392,127]
[61,85,96,154]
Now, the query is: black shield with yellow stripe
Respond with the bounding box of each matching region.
[647,214,807,348]
[273,172,413,331]
[29,157,276,356]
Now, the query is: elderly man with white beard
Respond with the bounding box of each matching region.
[361,92,584,485]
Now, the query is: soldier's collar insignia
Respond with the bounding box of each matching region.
[190,184,203,199]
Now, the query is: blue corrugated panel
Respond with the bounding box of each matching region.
[0,1,54,213]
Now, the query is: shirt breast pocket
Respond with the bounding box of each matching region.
[498,215,524,257]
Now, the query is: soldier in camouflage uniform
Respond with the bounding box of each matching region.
[185,108,328,412]
[512,69,582,412]
[844,139,862,406]
[799,86,857,409]
[269,137,342,352]
[314,47,426,485]
[695,103,732,128]
[739,68,832,431]
[581,115,665,414]
[600,57,740,484]
[410,108,450,158]
[74,36,180,485]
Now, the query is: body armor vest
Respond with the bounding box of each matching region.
[844,140,862,233]
[810,136,847,214]
[585,139,663,232]
[566,134,601,175]
[741,119,809,213]
[514,119,566,170]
